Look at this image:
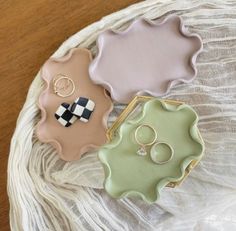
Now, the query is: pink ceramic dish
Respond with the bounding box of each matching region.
[37,48,113,161]
[89,15,203,103]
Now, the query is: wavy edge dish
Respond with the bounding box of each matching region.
[99,98,205,202]
[106,96,200,188]
[89,14,203,103]
[36,48,113,161]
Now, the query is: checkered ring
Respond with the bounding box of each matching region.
[71,97,95,123]
[54,103,78,127]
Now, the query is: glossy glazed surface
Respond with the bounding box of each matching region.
[37,48,113,161]
[90,15,202,103]
[99,98,204,202]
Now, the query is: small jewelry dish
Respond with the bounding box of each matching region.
[99,96,204,202]
[37,48,113,161]
[89,15,203,103]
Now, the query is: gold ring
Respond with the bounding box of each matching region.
[134,124,157,156]
[53,74,75,97]
[150,142,174,164]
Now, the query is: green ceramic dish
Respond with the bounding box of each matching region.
[99,98,204,203]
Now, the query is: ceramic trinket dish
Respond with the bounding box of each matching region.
[89,15,203,103]
[37,48,113,161]
[99,96,204,202]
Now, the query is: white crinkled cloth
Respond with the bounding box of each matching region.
[8,0,236,230]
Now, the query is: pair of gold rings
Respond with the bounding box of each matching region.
[53,74,75,98]
[134,124,174,165]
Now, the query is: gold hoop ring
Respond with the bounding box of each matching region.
[134,124,157,156]
[53,74,75,98]
[150,142,174,164]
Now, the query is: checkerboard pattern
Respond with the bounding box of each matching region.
[71,97,95,123]
[54,103,78,127]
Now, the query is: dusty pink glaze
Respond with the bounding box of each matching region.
[89,15,203,103]
[37,48,113,161]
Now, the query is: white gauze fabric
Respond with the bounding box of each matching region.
[8,0,236,230]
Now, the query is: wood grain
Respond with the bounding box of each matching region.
[0,1,140,230]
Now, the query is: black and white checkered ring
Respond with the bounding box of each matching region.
[71,97,95,123]
[54,103,78,127]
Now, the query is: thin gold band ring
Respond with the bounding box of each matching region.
[134,124,157,156]
[134,124,157,147]
[53,74,75,97]
[150,142,174,164]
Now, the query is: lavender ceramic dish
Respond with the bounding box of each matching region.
[89,15,203,103]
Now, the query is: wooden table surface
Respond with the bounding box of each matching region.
[0,1,140,230]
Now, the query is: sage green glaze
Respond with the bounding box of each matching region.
[99,99,204,203]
